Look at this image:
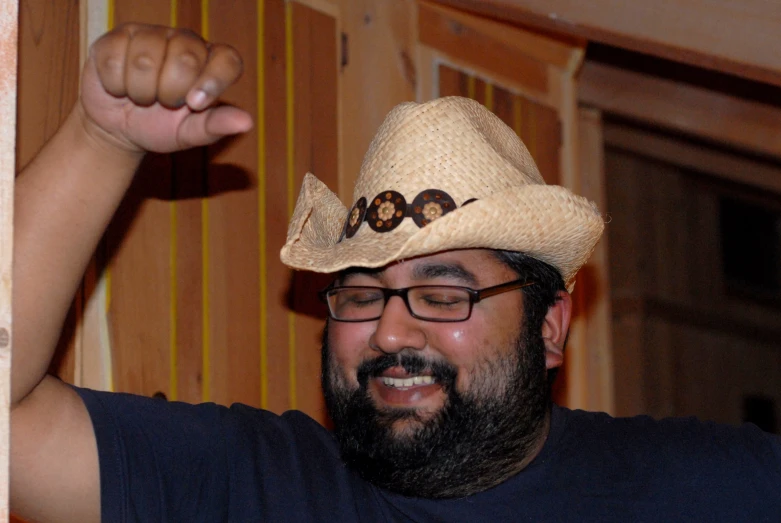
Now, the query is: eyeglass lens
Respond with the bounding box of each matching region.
[327,286,472,321]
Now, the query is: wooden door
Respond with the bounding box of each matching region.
[416,1,614,412]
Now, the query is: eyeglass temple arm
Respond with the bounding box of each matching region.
[475,281,535,301]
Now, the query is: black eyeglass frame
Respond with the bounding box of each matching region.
[318,279,536,323]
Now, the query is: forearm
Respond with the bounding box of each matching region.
[12,104,144,405]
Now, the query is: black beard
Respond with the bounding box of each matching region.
[321,323,550,498]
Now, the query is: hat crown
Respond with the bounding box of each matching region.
[353,97,544,205]
[281,96,604,291]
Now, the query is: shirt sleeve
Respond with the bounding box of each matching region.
[75,387,234,522]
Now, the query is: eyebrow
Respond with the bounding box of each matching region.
[337,262,479,287]
[411,262,478,286]
[337,266,383,285]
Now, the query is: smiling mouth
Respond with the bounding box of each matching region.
[380,375,436,388]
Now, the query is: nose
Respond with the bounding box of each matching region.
[368,295,426,355]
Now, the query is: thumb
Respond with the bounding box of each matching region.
[177,105,253,148]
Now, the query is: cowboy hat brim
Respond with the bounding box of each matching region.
[280,174,604,291]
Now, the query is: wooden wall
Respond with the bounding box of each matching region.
[18,1,80,387]
[101,0,341,421]
[16,0,345,423]
[19,0,618,421]
[17,0,422,424]
[606,135,781,426]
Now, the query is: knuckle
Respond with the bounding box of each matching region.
[174,51,202,73]
[100,55,123,75]
[212,45,243,75]
[225,47,244,72]
[132,53,157,72]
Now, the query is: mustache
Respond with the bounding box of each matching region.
[356,352,458,390]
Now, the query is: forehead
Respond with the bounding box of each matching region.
[340,249,516,285]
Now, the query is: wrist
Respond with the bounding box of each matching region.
[70,101,146,168]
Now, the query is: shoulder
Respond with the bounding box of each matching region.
[555,405,781,479]
[225,403,339,457]
[75,386,339,459]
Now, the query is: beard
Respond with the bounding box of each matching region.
[321,322,551,499]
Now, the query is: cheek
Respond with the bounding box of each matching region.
[431,322,511,363]
[328,322,375,380]
[432,316,520,387]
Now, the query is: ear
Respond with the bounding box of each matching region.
[541,291,572,370]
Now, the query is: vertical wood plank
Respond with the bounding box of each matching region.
[171,0,205,404]
[491,85,514,129]
[520,97,560,185]
[206,0,261,407]
[0,0,17,517]
[17,0,80,169]
[291,2,337,423]
[472,77,486,105]
[17,0,81,386]
[572,107,614,414]
[107,1,173,399]
[337,0,416,202]
[437,64,466,97]
[264,0,292,414]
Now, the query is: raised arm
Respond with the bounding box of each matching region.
[10,24,251,522]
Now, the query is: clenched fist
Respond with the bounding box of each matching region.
[79,23,253,155]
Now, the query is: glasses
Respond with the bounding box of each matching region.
[319,279,535,323]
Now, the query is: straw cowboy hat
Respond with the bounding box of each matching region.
[280,96,604,290]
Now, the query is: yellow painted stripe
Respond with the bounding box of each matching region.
[104,268,112,318]
[285,1,297,410]
[201,0,211,403]
[466,75,476,100]
[171,0,178,28]
[257,0,269,410]
[169,0,179,402]
[107,0,115,29]
[201,0,210,39]
[484,83,494,111]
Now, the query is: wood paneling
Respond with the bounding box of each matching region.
[433,0,781,88]
[572,107,614,414]
[264,0,292,414]
[420,3,548,94]
[205,0,260,407]
[171,0,206,408]
[93,0,339,417]
[337,0,417,201]
[17,0,80,170]
[17,0,80,387]
[107,2,174,400]
[580,61,781,160]
[605,139,781,424]
[435,65,561,185]
[289,2,338,421]
[603,121,781,196]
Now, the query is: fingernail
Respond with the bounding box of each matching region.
[189,89,207,109]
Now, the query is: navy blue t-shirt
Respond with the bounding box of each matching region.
[75,387,781,522]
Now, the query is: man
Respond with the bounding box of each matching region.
[11,24,780,523]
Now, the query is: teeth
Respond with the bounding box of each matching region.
[381,376,434,388]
